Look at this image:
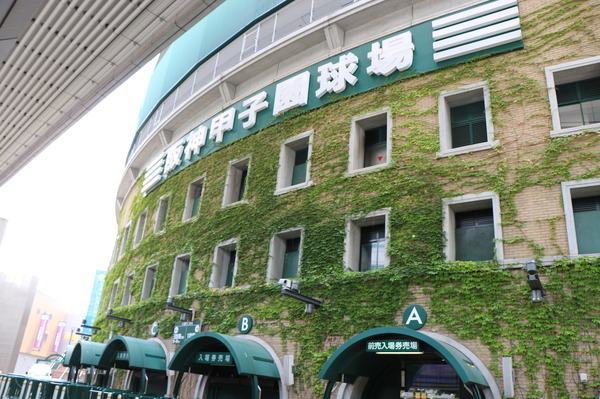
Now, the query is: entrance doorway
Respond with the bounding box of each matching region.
[361,357,475,398]
[320,327,493,399]
[205,369,279,399]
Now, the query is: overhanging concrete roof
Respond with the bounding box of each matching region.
[0,0,225,187]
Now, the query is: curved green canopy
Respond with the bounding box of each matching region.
[63,342,106,368]
[169,332,279,379]
[319,327,488,387]
[97,336,166,371]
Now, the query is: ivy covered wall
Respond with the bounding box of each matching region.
[97,0,600,398]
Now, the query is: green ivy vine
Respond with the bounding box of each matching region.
[95,0,600,397]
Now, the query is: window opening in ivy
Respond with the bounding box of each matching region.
[184,179,204,220]
[223,158,250,206]
[133,211,147,247]
[155,195,169,233]
[556,77,600,129]
[349,109,390,174]
[211,240,238,288]
[171,255,190,296]
[142,265,157,300]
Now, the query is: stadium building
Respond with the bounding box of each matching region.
[96,0,600,398]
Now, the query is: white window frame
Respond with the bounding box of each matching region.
[348,108,392,175]
[561,178,600,257]
[133,210,147,247]
[275,131,313,195]
[121,274,134,306]
[169,254,191,297]
[154,195,170,233]
[442,192,503,262]
[545,56,600,137]
[141,264,157,300]
[183,177,205,221]
[344,208,390,272]
[210,239,239,288]
[119,223,131,257]
[222,157,250,206]
[437,81,497,157]
[266,228,303,282]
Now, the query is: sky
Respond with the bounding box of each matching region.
[0,58,157,315]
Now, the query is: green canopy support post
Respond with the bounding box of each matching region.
[252,375,259,399]
[323,380,335,399]
[68,366,77,382]
[86,366,95,384]
[140,368,148,393]
[173,370,185,398]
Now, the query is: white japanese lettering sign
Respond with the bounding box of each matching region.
[141,0,522,195]
[366,340,421,352]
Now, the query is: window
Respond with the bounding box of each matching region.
[133,210,147,247]
[121,274,134,306]
[183,178,204,220]
[349,109,391,174]
[443,192,503,262]
[546,57,600,136]
[267,229,303,281]
[275,131,313,194]
[345,209,390,272]
[170,255,190,296]
[141,264,157,300]
[109,281,119,309]
[437,82,496,157]
[109,238,119,267]
[561,179,600,256]
[119,223,131,257]
[154,195,169,233]
[210,239,238,288]
[222,157,250,206]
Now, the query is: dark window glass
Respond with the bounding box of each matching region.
[237,169,248,202]
[291,147,308,185]
[190,183,202,217]
[225,250,236,287]
[359,224,385,271]
[556,77,600,128]
[282,237,300,278]
[455,209,494,261]
[573,196,600,254]
[364,125,387,167]
[450,101,487,148]
[177,262,189,295]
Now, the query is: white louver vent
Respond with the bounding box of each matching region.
[432,0,522,63]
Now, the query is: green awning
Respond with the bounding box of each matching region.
[63,342,106,367]
[319,327,488,387]
[97,336,166,371]
[169,332,279,379]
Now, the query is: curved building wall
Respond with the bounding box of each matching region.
[99,0,600,398]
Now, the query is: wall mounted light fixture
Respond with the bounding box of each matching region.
[166,296,195,321]
[525,260,546,302]
[106,308,132,327]
[279,279,324,313]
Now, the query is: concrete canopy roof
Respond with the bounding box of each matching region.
[0,0,225,187]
